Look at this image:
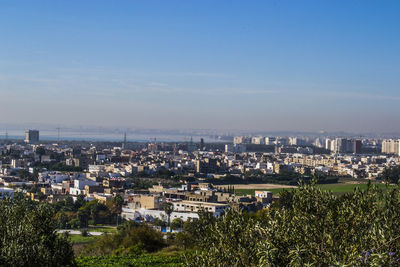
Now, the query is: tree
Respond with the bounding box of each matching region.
[170,218,184,230]
[74,194,86,210]
[0,199,75,266]
[18,169,32,180]
[77,209,89,228]
[63,196,75,212]
[163,202,174,227]
[84,223,165,256]
[185,183,400,266]
[381,165,400,184]
[35,147,46,161]
[106,194,123,215]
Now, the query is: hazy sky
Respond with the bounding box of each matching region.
[0,0,399,133]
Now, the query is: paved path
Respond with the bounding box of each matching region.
[57,230,104,236]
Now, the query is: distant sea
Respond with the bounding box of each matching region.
[1,129,228,143]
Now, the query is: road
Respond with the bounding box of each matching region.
[57,230,104,236]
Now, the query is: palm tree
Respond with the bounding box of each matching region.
[163,202,174,228]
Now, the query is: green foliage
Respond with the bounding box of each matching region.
[211,173,339,186]
[84,222,166,256]
[163,202,174,227]
[68,234,100,244]
[0,198,75,266]
[18,169,35,181]
[81,229,89,237]
[33,162,83,172]
[153,217,167,227]
[381,165,400,184]
[185,210,261,266]
[174,209,216,250]
[235,183,394,197]
[184,183,400,266]
[55,196,123,228]
[35,146,46,156]
[170,218,184,230]
[76,254,183,267]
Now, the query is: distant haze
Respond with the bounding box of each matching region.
[0,1,399,132]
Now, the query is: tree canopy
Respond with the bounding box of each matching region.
[183,182,400,266]
[0,199,75,266]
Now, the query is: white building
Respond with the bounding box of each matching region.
[172,200,228,216]
[382,139,400,155]
[265,137,277,145]
[251,136,265,145]
[39,171,69,184]
[88,165,106,173]
[69,179,98,195]
[225,144,246,153]
[121,207,200,222]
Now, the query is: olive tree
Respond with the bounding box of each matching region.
[0,199,75,266]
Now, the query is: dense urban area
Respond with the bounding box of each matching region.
[1,130,400,266]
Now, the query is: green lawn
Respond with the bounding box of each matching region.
[86,226,117,233]
[68,234,101,244]
[235,183,394,196]
[76,253,184,267]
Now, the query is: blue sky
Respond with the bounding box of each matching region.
[0,0,399,133]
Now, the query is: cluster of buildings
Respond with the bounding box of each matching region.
[122,183,272,222]
[381,139,400,155]
[324,138,363,154]
[234,136,308,146]
[0,130,399,225]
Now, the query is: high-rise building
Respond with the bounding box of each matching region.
[233,136,251,145]
[24,130,39,144]
[289,137,306,146]
[225,144,246,153]
[200,138,205,151]
[265,137,277,145]
[353,140,362,154]
[251,136,265,145]
[333,138,354,154]
[313,138,324,148]
[325,139,332,151]
[381,139,400,155]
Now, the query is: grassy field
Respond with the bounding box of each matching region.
[68,234,101,244]
[235,182,394,196]
[76,252,184,267]
[235,188,287,195]
[86,226,117,233]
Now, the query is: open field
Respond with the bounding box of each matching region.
[86,226,117,233]
[76,253,184,267]
[68,234,101,244]
[234,182,395,196]
[228,183,297,189]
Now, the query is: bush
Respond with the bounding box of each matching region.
[84,222,166,256]
[185,183,400,266]
[81,229,89,237]
[170,218,184,230]
[0,199,75,266]
[76,254,184,267]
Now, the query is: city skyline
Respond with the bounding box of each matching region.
[1,0,400,132]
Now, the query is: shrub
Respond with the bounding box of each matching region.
[84,223,166,256]
[185,183,400,266]
[0,199,75,266]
